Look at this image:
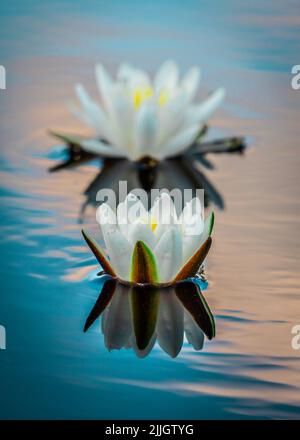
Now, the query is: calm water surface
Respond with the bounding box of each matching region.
[0,0,300,419]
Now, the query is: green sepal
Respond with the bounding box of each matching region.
[206,211,214,236]
[173,237,212,282]
[82,229,116,277]
[130,240,159,284]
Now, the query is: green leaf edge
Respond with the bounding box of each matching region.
[207,211,214,236]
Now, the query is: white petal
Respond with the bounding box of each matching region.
[157,291,184,357]
[154,227,183,283]
[102,228,133,280]
[150,192,178,225]
[181,67,201,102]
[181,197,202,218]
[95,63,114,115]
[158,124,200,159]
[187,87,226,125]
[117,193,147,238]
[184,311,204,350]
[155,90,189,150]
[182,212,211,262]
[154,60,179,92]
[71,84,111,138]
[118,62,151,89]
[117,62,135,82]
[134,101,157,158]
[81,139,126,157]
[127,223,156,249]
[96,203,117,234]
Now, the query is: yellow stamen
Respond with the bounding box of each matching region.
[150,218,158,232]
[158,90,169,106]
[132,86,169,110]
[133,88,143,110]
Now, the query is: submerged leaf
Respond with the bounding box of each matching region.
[82,229,116,277]
[173,237,212,281]
[130,240,159,284]
[175,281,215,339]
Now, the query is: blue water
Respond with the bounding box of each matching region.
[1,0,300,419]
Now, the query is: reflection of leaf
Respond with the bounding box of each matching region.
[175,281,215,340]
[193,155,215,170]
[84,277,116,332]
[174,237,212,281]
[82,229,116,277]
[130,241,158,284]
[130,285,160,350]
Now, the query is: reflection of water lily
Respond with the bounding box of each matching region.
[82,192,214,285]
[84,276,215,358]
[66,60,225,161]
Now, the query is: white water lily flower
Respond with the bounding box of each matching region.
[71,60,225,161]
[82,192,214,285]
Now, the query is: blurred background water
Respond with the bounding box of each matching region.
[0,0,300,419]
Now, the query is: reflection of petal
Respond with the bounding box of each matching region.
[175,280,215,340]
[104,285,132,350]
[130,285,159,350]
[184,311,204,350]
[84,278,215,358]
[84,276,116,332]
[157,290,184,358]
